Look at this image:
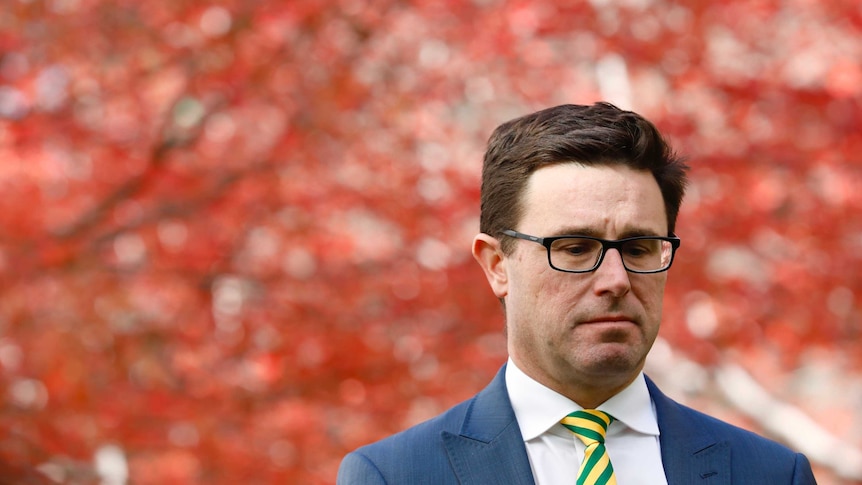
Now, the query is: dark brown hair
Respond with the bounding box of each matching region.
[479,102,689,252]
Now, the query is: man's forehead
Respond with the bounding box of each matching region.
[520,163,667,234]
[523,163,659,202]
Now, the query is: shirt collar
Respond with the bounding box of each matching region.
[505,358,660,440]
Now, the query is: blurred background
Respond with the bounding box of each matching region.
[1,0,861,483]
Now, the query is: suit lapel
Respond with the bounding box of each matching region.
[646,376,731,485]
[443,369,733,484]
[442,366,536,485]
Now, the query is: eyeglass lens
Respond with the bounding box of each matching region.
[548,237,672,272]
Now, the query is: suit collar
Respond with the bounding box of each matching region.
[441,367,732,484]
[442,365,536,485]
[646,375,731,484]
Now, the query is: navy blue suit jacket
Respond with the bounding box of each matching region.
[337,366,817,484]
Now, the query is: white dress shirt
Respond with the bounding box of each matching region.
[505,358,668,485]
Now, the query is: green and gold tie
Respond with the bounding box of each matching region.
[560,409,617,485]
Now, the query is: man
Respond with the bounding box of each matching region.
[337,103,816,484]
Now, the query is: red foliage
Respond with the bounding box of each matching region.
[1,1,860,483]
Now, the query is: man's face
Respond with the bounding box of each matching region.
[486,163,670,404]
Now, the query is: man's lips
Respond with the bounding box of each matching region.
[581,316,635,325]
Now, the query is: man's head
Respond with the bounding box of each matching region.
[479,102,688,254]
[472,103,689,408]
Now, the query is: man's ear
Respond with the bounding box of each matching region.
[472,233,508,299]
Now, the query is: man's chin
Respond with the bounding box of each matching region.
[580,347,645,377]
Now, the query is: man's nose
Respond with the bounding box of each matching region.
[592,248,632,297]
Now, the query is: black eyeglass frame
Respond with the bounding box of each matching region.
[501,229,681,274]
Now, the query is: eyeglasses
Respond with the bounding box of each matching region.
[502,230,680,274]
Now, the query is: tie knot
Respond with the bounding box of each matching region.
[560,409,614,445]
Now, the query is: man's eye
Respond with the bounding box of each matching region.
[623,241,657,258]
[553,239,600,256]
[563,245,590,255]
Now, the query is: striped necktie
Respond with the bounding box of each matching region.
[560,409,617,485]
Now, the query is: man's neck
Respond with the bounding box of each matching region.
[509,356,640,409]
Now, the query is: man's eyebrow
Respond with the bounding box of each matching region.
[618,228,665,238]
[551,226,665,238]
[551,226,602,237]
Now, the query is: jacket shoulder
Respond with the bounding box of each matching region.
[646,376,817,484]
[336,397,473,485]
[337,365,520,484]
[663,392,798,453]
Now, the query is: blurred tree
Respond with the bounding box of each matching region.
[0,0,860,483]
